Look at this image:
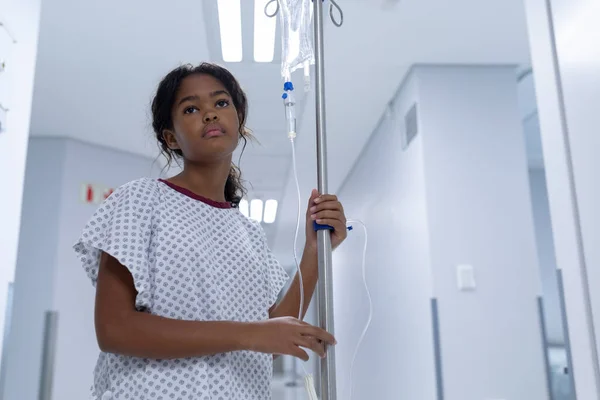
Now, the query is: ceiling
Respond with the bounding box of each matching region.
[30,0,535,266]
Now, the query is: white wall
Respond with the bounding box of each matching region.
[333,75,437,400]
[524,0,600,397]
[518,73,546,169]
[417,66,546,400]
[335,66,548,400]
[549,0,600,362]
[1,139,65,400]
[3,137,160,400]
[529,168,564,345]
[52,139,161,400]
[0,0,42,364]
[518,73,563,344]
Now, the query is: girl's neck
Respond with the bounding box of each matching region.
[170,159,231,203]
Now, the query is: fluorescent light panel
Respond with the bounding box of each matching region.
[242,198,278,223]
[250,199,264,222]
[239,199,249,218]
[253,0,277,62]
[263,199,278,223]
[217,0,243,62]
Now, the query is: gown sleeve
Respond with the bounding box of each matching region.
[73,178,157,311]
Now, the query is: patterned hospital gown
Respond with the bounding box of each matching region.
[74,177,290,400]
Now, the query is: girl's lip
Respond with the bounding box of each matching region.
[203,123,225,137]
[204,129,224,138]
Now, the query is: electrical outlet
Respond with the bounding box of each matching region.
[456,264,476,291]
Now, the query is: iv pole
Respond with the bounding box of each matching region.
[268,0,344,397]
[313,1,336,399]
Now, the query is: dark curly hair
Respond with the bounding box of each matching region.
[151,63,250,207]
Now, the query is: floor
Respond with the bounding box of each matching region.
[272,374,308,400]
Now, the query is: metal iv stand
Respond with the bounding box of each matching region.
[313,0,334,398]
[313,1,343,399]
[268,0,344,397]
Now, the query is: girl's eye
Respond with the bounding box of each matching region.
[184,106,198,114]
[216,99,230,108]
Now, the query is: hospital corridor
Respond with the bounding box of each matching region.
[1,0,599,399]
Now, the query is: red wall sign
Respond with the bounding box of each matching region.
[80,183,114,205]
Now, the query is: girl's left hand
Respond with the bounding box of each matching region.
[305,189,347,251]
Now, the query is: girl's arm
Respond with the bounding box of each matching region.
[95,252,334,360]
[269,244,318,320]
[95,252,250,358]
[269,191,348,320]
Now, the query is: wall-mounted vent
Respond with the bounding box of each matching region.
[403,103,419,150]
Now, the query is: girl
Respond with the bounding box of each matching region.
[74,63,348,400]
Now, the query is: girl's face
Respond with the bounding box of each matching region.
[164,73,241,164]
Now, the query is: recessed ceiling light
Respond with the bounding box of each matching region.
[263,199,278,223]
[217,0,243,62]
[250,199,264,222]
[253,0,277,62]
[239,199,249,218]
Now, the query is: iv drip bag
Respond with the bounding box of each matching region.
[277,0,314,81]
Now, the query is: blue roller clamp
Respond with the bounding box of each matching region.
[313,221,335,231]
[313,221,354,231]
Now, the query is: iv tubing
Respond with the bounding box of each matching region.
[290,136,319,400]
[290,137,304,321]
[345,220,371,400]
[289,136,372,400]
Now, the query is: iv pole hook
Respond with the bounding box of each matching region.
[329,0,344,27]
[266,0,343,28]
[265,0,279,18]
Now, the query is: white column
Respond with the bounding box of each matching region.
[524,0,600,397]
[334,65,548,400]
[414,65,548,400]
[333,72,437,400]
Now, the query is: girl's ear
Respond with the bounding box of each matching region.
[163,129,180,150]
